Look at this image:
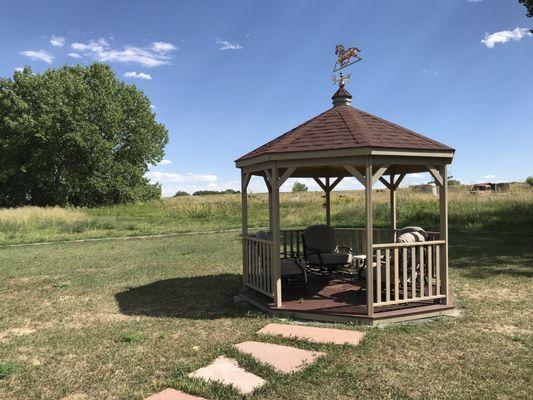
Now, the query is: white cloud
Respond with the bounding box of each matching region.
[468,0,483,3]
[68,52,83,59]
[422,69,439,76]
[477,174,500,183]
[20,49,54,64]
[481,27,532,48]
[14,67,24,72]
[70,38,177,67]
[151,41,177,53]
[150,104,156,109]
[216,39,243,51]
[245,33,251,38]
[158,159,172,165]
[50,35,65,47]
[145,171,225,197]
[124,71,152,80]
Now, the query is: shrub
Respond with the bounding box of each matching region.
[292,182,308,192]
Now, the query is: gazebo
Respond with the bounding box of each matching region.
[235,85,456,325]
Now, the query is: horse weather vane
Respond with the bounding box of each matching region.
[332,44,362,87]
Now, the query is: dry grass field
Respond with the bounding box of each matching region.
[1,186,532,245]
[0,187,532,399]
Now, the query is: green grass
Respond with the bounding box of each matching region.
[0,230,531,399]
[1,187,533,245]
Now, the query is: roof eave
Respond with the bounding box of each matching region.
[235,147,455,168]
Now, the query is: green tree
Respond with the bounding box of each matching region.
[292,182,308,192]
[0,64,168,207]
[526,176,533,187]
[519,0,533,17]
[173,191,191,197]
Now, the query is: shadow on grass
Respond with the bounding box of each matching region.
[115,273,247,319]
[450,233,533,280]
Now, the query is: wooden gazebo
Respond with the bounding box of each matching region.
[235,86,456,325]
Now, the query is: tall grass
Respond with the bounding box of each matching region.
[0,187,532,245]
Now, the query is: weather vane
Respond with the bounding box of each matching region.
[332,44,362,87]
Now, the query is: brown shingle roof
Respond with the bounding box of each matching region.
[237,105,453,161]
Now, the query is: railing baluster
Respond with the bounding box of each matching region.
[411,247,416,299]
[428,245,433,297]
[402,248,408,301]
[385,248,391,303]
[419,246,424,297]
[376,249,381,303]
[436,244,441,296]
[394,248,399,302]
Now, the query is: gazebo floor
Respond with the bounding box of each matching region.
[239,275,456,326]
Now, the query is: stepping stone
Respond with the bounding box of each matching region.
[234,341,325,373]
[144,388,206,400]
[188,356,266,395]
[258,323,364,346]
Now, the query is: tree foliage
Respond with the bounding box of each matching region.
[526,176,533,187]
[292,182,308,192]
[519,0,533,18]
[0,64,168,207]
[192,189,240,196]
[173,191,191,197]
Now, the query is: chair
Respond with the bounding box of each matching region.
[301,225,353,275]
[359,226,428,296]
[255,230,308,292]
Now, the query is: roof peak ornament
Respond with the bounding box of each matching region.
[332,44,362,107]
[332,44,362,87]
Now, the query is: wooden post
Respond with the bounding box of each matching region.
[365,158,374,316]
[241,171,250,285]
[271,164,282,308]
[390,173,397,241]
[439,164,449,305]
[325,177,331,226]
[241,170,248,237]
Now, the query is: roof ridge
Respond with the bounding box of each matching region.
[250,107,334,153]
[352,107,449,148]
[336,107,360,145]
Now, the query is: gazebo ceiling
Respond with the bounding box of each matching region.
[236,87,454,173]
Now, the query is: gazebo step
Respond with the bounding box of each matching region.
[234,341,325,373]
[188,356,266,395]
[258,323,365,345]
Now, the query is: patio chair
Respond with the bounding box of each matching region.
[358,226,428,296]
[256,230,308,292]
[301,224,353,275]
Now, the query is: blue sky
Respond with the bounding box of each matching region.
[1,0,532,195]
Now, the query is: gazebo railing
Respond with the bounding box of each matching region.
[243,236,274,297]
[281,227,405,257]
[372,240,446,306]
[243,228,445,306]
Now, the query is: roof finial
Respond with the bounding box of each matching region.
[331,44,362,104]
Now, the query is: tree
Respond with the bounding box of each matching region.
[448,179,461,187]
[173,191,190,197]
[292,182,308,192]
[519,0,533,18]
[526,176,533,187]
[0,64,168,207]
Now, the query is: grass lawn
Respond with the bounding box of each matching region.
[0,230,531,399]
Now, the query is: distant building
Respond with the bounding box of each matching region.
[409,183,437,195]
[471,182,510,194]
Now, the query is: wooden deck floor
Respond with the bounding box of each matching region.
[240,275,455,325]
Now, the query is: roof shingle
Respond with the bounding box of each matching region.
[237,105,453,161]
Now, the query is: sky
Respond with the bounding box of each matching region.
[1,0,532,196]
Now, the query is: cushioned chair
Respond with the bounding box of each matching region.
[255,230,308,292]
[301,224,353,275]
[359,226,428,293]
